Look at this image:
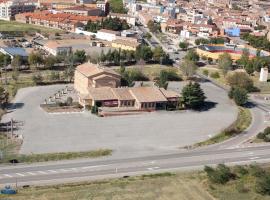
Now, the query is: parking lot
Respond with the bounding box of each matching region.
[2,82,237,158]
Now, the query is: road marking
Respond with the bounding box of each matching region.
[16,173,25,177]
[153,167,160,169]
[26,172,36,175]
[147,168,153,171]
[59,169,71,172]
[3,174,12,178]
[81,165,108,170]
[47,170,57,173]
[37,171,48,175]
[249,157,260,160]
[248,152,254,155]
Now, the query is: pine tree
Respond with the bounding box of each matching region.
[182,82,206,109]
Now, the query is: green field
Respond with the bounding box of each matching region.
[0,20,62,34]
[5,172,215,200]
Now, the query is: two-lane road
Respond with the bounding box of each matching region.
[1,145,270,186]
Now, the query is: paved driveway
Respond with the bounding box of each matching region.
[2,82,237,157]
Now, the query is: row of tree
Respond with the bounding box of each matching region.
[85,17,129,32]
[98,45,171,65]
[241,33,270,52]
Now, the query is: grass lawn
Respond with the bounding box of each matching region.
[5,172,215,200]
[195,107,252,147]
[0,20,62,34]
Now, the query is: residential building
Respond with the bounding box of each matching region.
[62,6,103,16]
[0,0,35,21]
[15,11,102,32]
[109,13,136,26]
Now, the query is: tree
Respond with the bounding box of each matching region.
[135,45,153,62]
[180,59,197,79]
[156,70,168,89]
[28,52,43,70]
[218,53,233,75]
[237,48,250,68]
[153,46,166,63]
[226,72,254,92]
[73,50,86,64]
[11,55,22,70]
[179,42,189,51]
[184,49,200,62]
[245,61,254,75]
[44,55,56,69]
[147,20,161,33]
[228,87,248,106]
[181,82,206,109]
[0,86,8,107]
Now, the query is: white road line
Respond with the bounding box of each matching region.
[249,156,260,160]
[47,170,57,173]
[81,165,109,170]
[3,174,12,178]
[37,171,48,175]
[16,173,25,177]
[147,168,153,171]
[59,169,71,172]
[26,172,36,175]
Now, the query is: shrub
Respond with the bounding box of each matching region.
[204,164,234,184]
[210,71,220,79]
[249,165,266,178]
[264,127,270,135]
[256,173,270,195]
[228,87,248,106]
[202,69,209,76]
[234,165,249,177]
[257,132,266,140]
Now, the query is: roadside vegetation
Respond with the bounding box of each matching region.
[195,107,252,147]
[1,149,112,164]
[7,164,270,200]
[5,172,214,200]
[256,127,270,143]
[205,164,270,200]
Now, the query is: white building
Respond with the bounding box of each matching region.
[0,0,35,21]
[96,29,120,41]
